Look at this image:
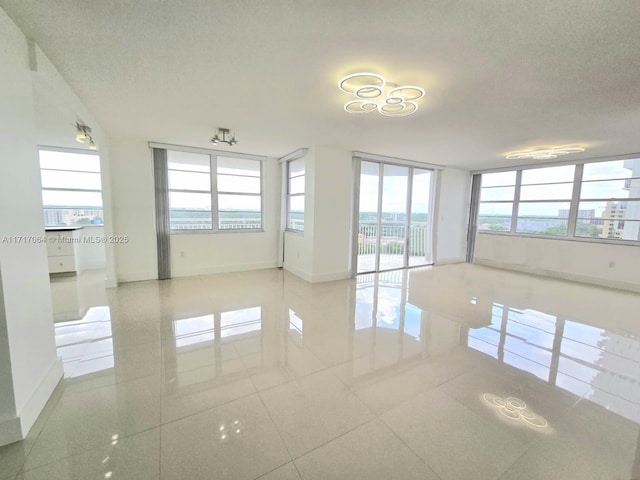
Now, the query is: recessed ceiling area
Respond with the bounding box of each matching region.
[2,0,640,169]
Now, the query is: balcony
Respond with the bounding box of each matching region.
[358,222,431,272]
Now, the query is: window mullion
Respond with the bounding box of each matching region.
[211,154,219,231]
[511,170,522,233]
[567,164,583,238]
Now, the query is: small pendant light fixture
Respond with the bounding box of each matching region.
[210,128,238,146]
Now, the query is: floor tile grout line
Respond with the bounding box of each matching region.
[495,447,530,480]
[159,389,258,428]
[250,459,295,480]
[254,387,296,462]
[375,416,444,480]
[19,425,160,474]
[286,415,377,463]
[14,382,66,474]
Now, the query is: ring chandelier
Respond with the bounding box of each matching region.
[506,146,585,160]
[338,72,425,117]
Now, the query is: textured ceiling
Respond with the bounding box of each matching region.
[2,0,640,169]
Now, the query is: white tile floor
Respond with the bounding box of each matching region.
[2,264,640,479]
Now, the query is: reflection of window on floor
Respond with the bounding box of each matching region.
[172,307,262,348]
[174,314,215,348]
[289,309,303,339]
[221,307,262,337]
[54,306,113,377]
[469,304,555,380]
[467,303,504,359]
[467,303,640,423]
[404,303,422,341]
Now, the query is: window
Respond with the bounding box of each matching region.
[476,157,640,243]
[478,171,516,232]
[577,159,640,241]
[167,149,263,231]
[39,149,103,227]
[287,158,305,231]
[517,165,574,236]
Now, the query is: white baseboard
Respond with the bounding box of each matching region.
[310,271,351,283]
[282,264,351,283]
[474,258,640,293]
[0,357,63,446]
[18,357,63,438]
[435,257,465,266]
[283,263,312,282]
[117,271,157,283]
[171,261,279,278]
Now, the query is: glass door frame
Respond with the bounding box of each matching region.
[351,155,437,275]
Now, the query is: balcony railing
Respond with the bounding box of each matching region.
[358,222,429,256]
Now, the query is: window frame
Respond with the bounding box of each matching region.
[39,146,104,228]
[162,145,266,234]
[474,155,640,246]
[286,157,305,233]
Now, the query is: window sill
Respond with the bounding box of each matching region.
[170,228,265,235]
[477,230,640,247]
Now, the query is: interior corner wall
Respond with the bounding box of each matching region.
[0,7,62,445]
[109,137,158,282]
[310,146,352,281]
[283,146,352,283]
[474,233,640,292]
[435,167,471,264]
[283,148,315,281]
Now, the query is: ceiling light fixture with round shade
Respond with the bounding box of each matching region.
[338,72,425,117]
[506,146,585,160]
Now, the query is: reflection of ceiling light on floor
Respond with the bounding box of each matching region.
[482,393,548,429]
[219,420,242,442]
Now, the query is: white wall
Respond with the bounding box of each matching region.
[435,167,471,264]
[475,233,640,292]
[109,137,158,282]
[283,148,315,281]
[32,44,116,287]
[109,138,282,281]
[310,146,352,281]
[75,226,107,272]
[0,8,62,445]
[283,146,352,283]
[171,158,280,276]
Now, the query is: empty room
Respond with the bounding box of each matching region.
[0,1,639,479]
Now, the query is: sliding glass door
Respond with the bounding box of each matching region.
[356,159,433,274]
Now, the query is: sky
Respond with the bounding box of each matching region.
[359,164,432,214]
[480,159,640,217]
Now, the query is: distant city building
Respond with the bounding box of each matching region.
[603,201,626,239]
[558,209,595,219]
[43,207,103,227]
[622,159,640,241]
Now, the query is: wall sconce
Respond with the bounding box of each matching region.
[75,123,97,150]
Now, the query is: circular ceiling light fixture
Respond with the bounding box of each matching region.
[338,72,424,117]
[506,146,585,160]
